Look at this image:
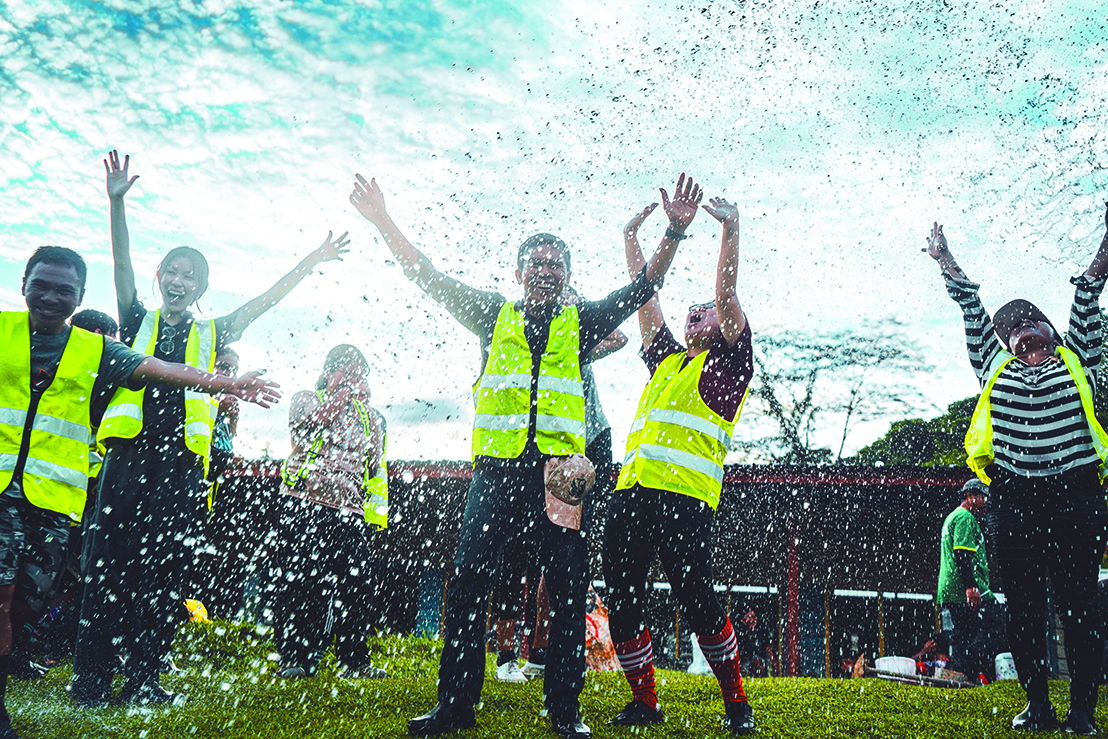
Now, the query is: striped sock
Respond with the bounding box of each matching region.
[698,617,747,703]
[614,629,658,709]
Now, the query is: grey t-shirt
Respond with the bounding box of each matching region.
[3,319,148,497]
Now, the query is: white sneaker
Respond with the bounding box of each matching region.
[521,661,545,679]
[495,660,528,683]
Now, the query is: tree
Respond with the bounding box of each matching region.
[851,396,976,467]
[736,321,934,464]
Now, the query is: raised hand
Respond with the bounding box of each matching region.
[624,203,658,239]
[924,221,949,261]
[311,230,351,264]
[229,370,282,408]
[104,150,139,200]
[702,197,739,228]
[660,173,703,232]
[350,174,389,226]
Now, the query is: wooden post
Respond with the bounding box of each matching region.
[824,586,831,678]
[877,592,886,658]
[675,607,681,662]
[775,589,784,678]
[785,529,800,676]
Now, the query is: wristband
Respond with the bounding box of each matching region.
[664,227,689,241]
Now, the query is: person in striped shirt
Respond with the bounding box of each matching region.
[927,204,1108,735]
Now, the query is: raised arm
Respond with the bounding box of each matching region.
[349,174,500,328]
[131,360,281,408]
[105,150,140,313]
[624,202,666,349]
[701,197,748,344]
[589,329,628,362]
[1082,202,1108,280]
[643,173,702,285]
[220,230,351,342]
[924,222,968,281]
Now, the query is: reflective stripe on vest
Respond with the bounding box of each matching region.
[471,302,585,459]
[280,391,389,529]
[0,312,104,521]
[98,310,218,472]
[965,346,1108,484]
[616,349,746,510]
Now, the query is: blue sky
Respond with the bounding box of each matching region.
[2,0,1107,460]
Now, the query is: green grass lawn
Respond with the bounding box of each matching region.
[10,621,1107,738]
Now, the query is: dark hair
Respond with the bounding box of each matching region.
[70,309,118,337]
[315,344,369,391]
[24,246,87,292]
[516,233,571,273]
[158,246,210,302]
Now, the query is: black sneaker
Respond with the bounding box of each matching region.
[276,666,307,679]
[725,701,756,735]
[608,700,665,726]
[408,702,477,736]
[120,682,185,706]
[1062,708,1099,735]
[549,705,591,739]
[1012,701,1058,732]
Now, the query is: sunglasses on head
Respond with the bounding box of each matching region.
[687,301,716,313]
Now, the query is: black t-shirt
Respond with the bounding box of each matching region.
[3,316,148,496]
[118,298,234,446]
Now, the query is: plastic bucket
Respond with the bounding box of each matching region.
[874,656,917,676]
[994,652,1018,680]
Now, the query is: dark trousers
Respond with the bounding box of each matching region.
[73,441,206,695]
[990,464,1108,710]
[0,497,70,656]
[437,463,587,712]
[267,495,377,671]
[602,487,725,643]
[942,601,1003,679]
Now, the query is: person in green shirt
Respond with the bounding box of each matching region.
[937,479,995,681]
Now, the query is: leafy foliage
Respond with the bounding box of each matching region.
[851,397,977,467]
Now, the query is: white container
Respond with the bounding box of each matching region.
[874,656,917,677]
[994,652,1018,680]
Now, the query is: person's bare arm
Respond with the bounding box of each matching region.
[624,203,667,349]
[924,222,968,281]
[131,360,281,407]
[1083,202,1108,280]
[643,173,702,285]
[701,197,748,344]
[105,150,140,312]
[589,329,628,361]
[220,231,351,342]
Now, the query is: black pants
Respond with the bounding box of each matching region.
[942,601,1004,679]
[73,441,207,695]
[602,487,725,643]
[437,462,587,712]
[267,495,377,671]
[990,464,1108,710]
[0,497,70,655]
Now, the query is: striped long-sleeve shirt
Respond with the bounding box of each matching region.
[945,273,1107,477]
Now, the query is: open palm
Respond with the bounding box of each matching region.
[661,173,702,230]
[104,149,138,199]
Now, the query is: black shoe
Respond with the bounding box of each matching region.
[408,702,476,736]
[8,660,46,681]
[120,682,186,706]
[549,707,591,739]
[1012,701,1059,732]
[725,701,757,735]
[68,678,111,709]
[276,666,307,679]
[608,700,665,726]
[1062,709,1099,735]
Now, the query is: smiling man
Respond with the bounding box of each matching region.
[0,247,279,737]
[350,173,700,739]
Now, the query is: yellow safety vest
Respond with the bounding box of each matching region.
[98,309,218,472]
[965,346,1108,484]
[280,391,389,529]
[0,312,104,521]
[472,302,585,459]
[617,349,747,510]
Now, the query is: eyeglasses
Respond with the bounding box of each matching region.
[687,302,716,313]
[157,324,180,356]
